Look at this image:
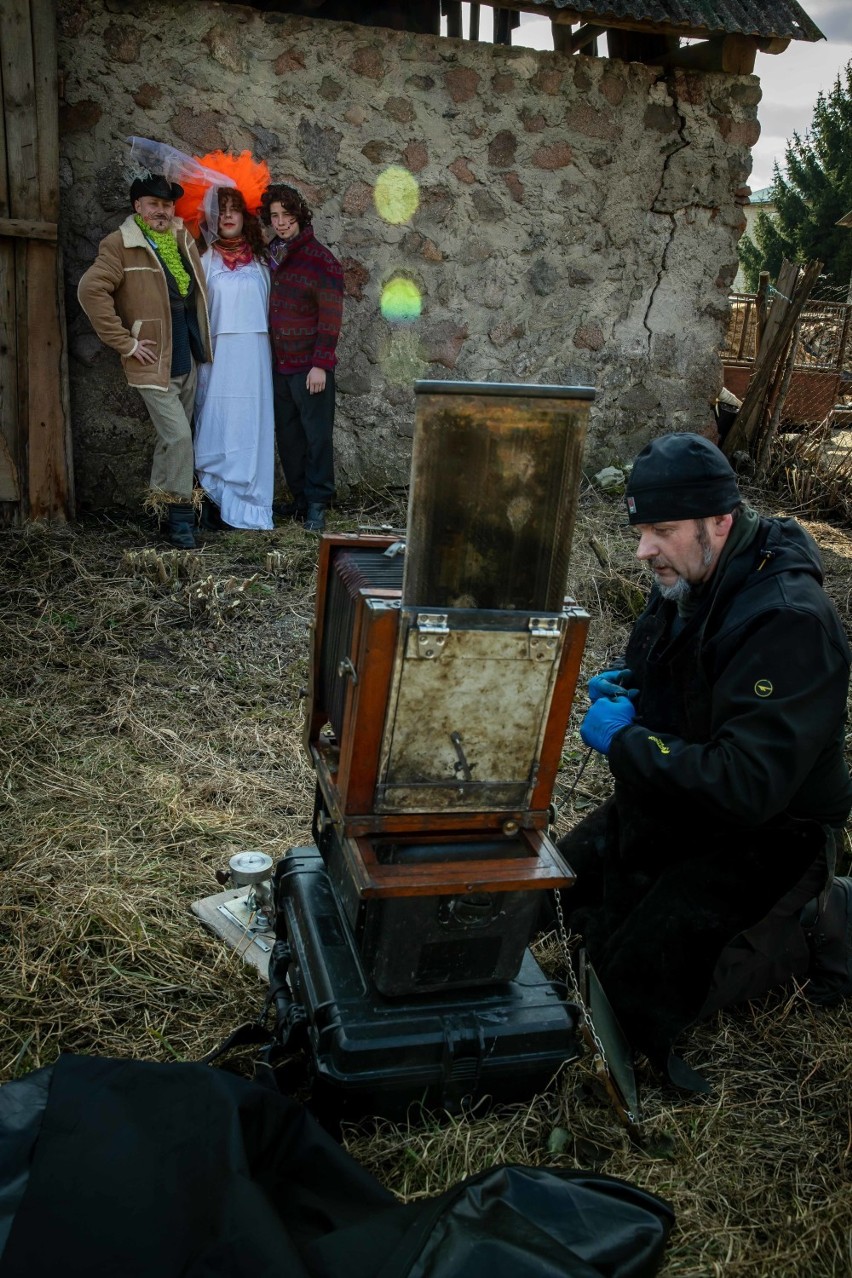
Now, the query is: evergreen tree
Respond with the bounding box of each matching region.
[738,59,852,293]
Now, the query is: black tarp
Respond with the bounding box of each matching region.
[0,1055,673,1277]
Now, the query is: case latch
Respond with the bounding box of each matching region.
[528,615,561,660]
[416,612,449,659]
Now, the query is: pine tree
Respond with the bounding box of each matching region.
[738,59,852,293]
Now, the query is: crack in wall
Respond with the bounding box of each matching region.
[642,75,691,351]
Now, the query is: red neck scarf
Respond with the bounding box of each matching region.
[213,236,254,271]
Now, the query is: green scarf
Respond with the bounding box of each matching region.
[135,215,191,297]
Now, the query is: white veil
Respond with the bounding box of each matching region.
[128,136,237,242]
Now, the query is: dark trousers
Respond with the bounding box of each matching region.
[272,369,335,506]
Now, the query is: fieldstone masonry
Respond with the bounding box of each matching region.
[57,0,759,509]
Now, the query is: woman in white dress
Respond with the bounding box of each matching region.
[194,187,275,530]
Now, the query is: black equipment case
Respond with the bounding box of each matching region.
[271,847,582,1120]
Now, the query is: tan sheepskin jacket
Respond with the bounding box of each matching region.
[77,215,212,391]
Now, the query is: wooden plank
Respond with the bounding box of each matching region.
[343,805,551,839]
[55,242,75,512]
[13,239,28,513]
[337,603,400,814]
[351,828,573,899]
[0,429,19,501]
[530,612,589,813]
[0,242,17,476]
[0,12,8,218]
[26,239,70,519]
[444,1,462,38]
[0,37,20,523]
[0,216,57,240]
[0,0,39,218]
[30,0,59,222]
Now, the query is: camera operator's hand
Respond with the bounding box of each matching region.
[580,696,636,756]
[588,668,638,703]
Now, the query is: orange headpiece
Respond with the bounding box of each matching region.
[175,150,272,237]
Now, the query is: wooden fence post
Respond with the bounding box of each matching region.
[0,0,72,524]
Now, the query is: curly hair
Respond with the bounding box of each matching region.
[215,187,267,260]
[259,183,312,231]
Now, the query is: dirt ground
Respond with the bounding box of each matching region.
[1,484,851,1276]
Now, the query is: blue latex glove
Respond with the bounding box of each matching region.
[588,668,638,703]
[580,696,637,756]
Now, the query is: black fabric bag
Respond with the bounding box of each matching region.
[0,1055,673,1278]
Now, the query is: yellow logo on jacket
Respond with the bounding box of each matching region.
[755,680,773,698]
[648,736,671,755]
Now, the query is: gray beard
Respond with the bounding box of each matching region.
[655,575,692,601]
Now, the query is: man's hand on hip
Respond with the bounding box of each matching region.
[306,366,326,395]
[131,339,158,365]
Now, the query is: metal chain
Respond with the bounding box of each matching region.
[552,886,610,1070]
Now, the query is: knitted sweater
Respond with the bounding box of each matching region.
[268,226,344,375]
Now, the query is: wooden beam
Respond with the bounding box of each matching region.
[444,1,462,38]
[0,12,8,218]
[0,216,57,241]
[664,34,757,74]
[756,37,790,55]
[0,31,18,523]
[31,0,60,222]
[568,22,604,53]
[26,240,71,520]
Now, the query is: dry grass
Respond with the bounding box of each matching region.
[765,424,852,523]
[1,484,851,1277]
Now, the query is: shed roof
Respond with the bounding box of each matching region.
[513,1,824,42]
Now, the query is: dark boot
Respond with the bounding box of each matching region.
[167,503,197,549]
[273,497,307,521]
[303,502,326,533]
[199,496,225,532]
[804,876,852,1005]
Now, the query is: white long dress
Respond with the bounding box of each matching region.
[195,251,274,530]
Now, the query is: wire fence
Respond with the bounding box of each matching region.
[722,276,852,431]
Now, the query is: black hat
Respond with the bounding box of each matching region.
[625,433,741,525]
[129,173,184,204]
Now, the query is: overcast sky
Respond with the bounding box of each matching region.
[447,3,852,194]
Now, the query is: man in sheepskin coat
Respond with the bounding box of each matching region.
[78,173,212,548]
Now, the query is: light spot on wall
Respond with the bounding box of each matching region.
[374,165,419,224]
[381,276,422,322]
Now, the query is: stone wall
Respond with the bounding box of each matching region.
[57,0,759,509]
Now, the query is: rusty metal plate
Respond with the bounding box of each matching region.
[377,613,565,813]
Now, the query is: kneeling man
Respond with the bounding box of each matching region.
[561,433,852,1086]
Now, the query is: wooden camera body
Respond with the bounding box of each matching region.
[306,382,593,996]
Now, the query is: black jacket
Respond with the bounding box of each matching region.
[562,516,851,1066]
[610,515,852,831]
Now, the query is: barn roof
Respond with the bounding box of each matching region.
[512,1,824,42]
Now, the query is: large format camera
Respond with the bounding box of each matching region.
[270,381,596,1118]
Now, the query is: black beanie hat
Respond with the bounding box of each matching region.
[625,433,741,525]
[129,173,184,204]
